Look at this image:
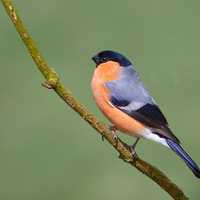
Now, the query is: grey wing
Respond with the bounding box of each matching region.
[106,66,156,110]
[105,66,180,143]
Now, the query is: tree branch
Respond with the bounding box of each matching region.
[1,1,188,199]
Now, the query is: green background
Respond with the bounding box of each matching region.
[0,0,200,199]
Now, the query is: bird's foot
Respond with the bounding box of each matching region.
[130,145,138,160]
[118,143,138,162]
[109,125,118,146]
[130,138,140,159]
[122,138,140,160]
[109,125,118,139]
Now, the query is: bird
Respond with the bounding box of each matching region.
[91,50,200,178]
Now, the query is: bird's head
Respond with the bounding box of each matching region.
[92,50,132,67]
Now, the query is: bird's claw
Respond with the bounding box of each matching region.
[109,125,118,146]
[112,134,118,141]
[130,146,138,160]
[129,138,140,160]
[122,142,139,161]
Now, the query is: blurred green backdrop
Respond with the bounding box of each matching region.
[0,0,200,199]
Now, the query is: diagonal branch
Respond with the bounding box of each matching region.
[1,1,188,199]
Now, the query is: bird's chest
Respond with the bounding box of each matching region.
[91,74,110,110]
[91,62,120,107]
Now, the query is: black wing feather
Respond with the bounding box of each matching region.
[116,103,180,143]
[136,103,168,125]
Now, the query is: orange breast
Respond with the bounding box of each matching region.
[91,61,145,137]
[95,61,121,81]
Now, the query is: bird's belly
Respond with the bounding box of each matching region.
[95,96,145,137]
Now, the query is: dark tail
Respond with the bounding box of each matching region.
[166,139,200,178]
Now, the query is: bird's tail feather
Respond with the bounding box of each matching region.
[166,139,200,178]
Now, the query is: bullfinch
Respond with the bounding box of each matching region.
[91,50,200,178]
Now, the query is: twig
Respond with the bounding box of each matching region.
[1,1,188,199]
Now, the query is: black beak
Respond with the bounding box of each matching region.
[92,55,100,66]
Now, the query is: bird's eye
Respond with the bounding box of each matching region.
[102,57,107,62]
